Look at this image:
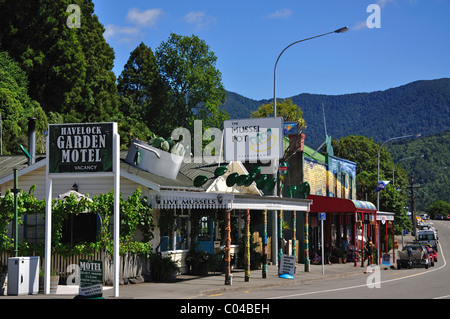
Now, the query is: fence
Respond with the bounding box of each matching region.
[0,251,150,285]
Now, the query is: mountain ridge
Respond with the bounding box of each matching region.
[220,78,450,149]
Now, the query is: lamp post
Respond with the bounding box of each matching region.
[376,133,421,264]
[271,26,348,268]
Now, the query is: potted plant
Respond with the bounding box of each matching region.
[0,262,7,296]
[185,250,210,275]
[150,253,179,282]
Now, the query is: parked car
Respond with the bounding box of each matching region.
[417,230,439,252]
[435,214,443,220]
[422,245,435,266]
[447,215,450,220]
[422,243,437,264]
[397,245,430,269]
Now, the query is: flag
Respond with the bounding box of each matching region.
[375,180,390,192]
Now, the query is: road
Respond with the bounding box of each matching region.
[205,220,450,299]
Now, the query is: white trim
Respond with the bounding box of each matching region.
[151,190,311,212]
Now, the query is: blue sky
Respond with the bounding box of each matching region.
[94,0,450,101]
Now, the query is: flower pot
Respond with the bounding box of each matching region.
[50,276,59,294]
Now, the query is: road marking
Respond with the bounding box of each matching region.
[269,241,447,299]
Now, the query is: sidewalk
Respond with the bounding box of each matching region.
[1,261,370,299]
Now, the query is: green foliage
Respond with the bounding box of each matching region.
[0,0,118,123]
[426,200,450,218]
[0,51,48,154]
[155,33,229,130]
[250,98,306,131]
[333,135,411,233]
[389,131,450,211]
[0,187,155,257]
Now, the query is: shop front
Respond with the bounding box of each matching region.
[307,195,377,267]
[152,190,311,284]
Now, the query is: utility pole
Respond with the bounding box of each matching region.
[408,177,421,237]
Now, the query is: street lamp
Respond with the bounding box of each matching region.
[273,26,348,116]
[271,26,348,268]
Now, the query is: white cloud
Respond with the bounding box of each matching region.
[183,11,217,31]
[126,8,164,27]
[268,9,293,19]
[103,24,140,43]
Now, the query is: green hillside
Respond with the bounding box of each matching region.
[388,130,450,211]
[221,78,450,149]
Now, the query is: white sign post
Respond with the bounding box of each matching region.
[318,213,326,275]
[45,122,120,297]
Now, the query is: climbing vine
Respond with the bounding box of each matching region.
[0,186,155,257]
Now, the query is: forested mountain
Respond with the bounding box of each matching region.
[221,78,450,150]
[389,130,450,211]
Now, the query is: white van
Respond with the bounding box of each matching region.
[417,230,438,252]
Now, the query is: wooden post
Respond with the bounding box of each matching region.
[244,208,250,282]
[224,209,232,285]
[292,210,297,264]
[262,209,268,278]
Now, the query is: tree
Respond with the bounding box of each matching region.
[0,0,118,123]
[426,200,450,218]
[333,135,411,233]
[155,33,229,131]
[117,42,171,138]
[250,98,306,131]
[0,51,48,154]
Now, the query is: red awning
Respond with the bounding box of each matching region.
[307,195,376,214]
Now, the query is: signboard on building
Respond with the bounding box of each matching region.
[79,259,103,298]
[48,123,115,174]
[223,117,283,162]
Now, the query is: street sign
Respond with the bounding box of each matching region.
[318,212,326,221]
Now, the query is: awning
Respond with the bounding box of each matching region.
[151,190,311,212]
[307,194,376,214]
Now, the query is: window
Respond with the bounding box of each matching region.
[62,213,100,244]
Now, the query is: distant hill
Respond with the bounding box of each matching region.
[220,78,450,149]
[389,130,450,212]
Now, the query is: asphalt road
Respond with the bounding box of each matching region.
[206,220,450,299]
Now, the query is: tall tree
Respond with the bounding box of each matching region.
[333,135,411,232]
[0,51,47,154]
[0,0,117,123]
[155,33,229,131]
[118,42,171,137]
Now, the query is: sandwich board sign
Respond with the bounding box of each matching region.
[78,260,103,298]
[44,122,120,297]
[279,254,296,276]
